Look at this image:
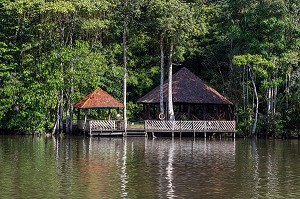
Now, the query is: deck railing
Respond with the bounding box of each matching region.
[145,120,236,133]
[78,120,124,132]
[78,120,236,136]
[89,120,125,132]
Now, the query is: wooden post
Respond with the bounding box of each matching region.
[193,121,195,139]
[151,121,156,138]
[204,121,207,139]
[89,121,92,137]
[144,120,147,137]
[108,109,111,120]
[180,121,182,138]
[172,120,174,138]
[152,131,155,138]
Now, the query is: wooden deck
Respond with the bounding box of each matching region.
[77,119,236,137]
[145,120,236,132]
[145,120,236,137]
[77,120,146,136]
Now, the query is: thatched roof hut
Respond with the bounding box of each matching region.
[137,67,232,105]
[137,67,234,120]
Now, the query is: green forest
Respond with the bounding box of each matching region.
[1,0,300,137]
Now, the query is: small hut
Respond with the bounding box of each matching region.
[137,67,234,121]
[74,87,124,134]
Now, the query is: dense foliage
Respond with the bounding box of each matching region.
[1,0,300,137]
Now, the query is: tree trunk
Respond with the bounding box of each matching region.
[167,41,175,121]
[273,83,277,115]
[160,34,164,115]
[58,90,64,134]
[66,91,70,134]
[249,68,258,136]
[65,87,74,134]
[123,0,128,134]
[242,65,246,111]
[70,86,74,134]
[246,64,249,109]
[267,87,271,114]
[286,73,290,109]
[267,86,271,133]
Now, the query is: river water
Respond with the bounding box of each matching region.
[1,136,300,199]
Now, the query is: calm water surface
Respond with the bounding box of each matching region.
[1,135,300,199]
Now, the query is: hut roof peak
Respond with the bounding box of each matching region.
[137,67,233,105]
[74,87,124,109]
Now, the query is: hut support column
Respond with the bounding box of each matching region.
[108,109,111,120]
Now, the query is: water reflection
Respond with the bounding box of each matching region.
[1,136,300,198]
[121,138,128,198]
[143,138,237,198]
[252,140,259,198]
[166,139,175,199]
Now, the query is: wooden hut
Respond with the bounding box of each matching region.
[137,67,234,121]
[137,67,236,135]
[74,87,124,135]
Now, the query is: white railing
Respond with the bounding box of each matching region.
[145,120,236,132]
[90,120,116,131]
[78,119,125,131]
[89,120,125,132]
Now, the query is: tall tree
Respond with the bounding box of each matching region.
[146,0,204,120]
[123,0,128,133]
[233,54,275,136]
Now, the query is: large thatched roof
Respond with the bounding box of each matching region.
[137,67,232,105]
[74,87,124,109]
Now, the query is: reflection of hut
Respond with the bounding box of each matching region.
[137,67,234,121]
[74,87,124,133]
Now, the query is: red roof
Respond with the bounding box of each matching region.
[74,87,124,109]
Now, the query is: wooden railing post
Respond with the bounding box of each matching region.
[192,121,195,138]
[180,121,182,138]
[89,121,92,136]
